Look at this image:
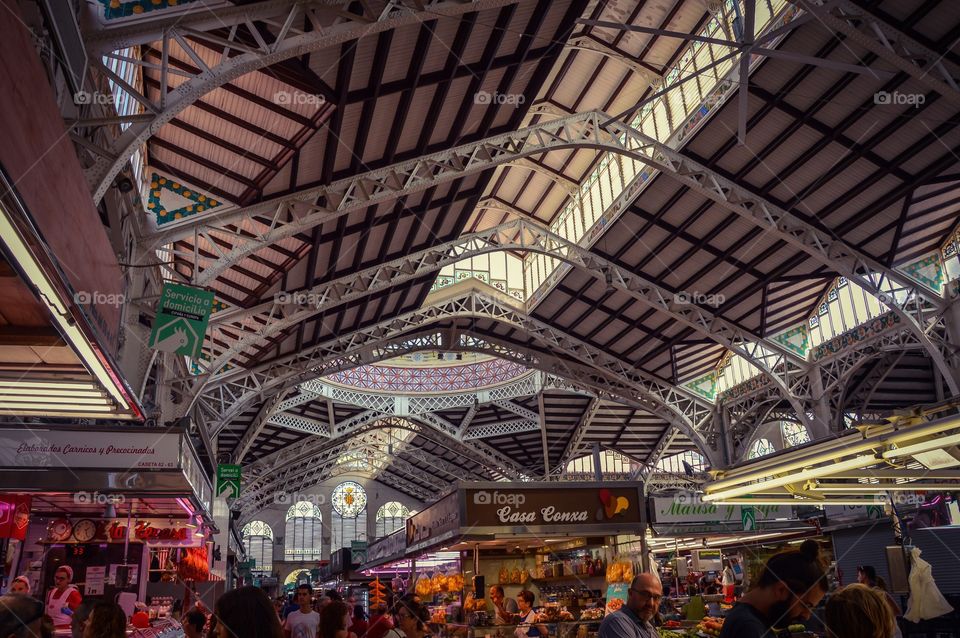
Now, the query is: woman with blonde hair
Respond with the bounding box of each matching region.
[825,584,896,638]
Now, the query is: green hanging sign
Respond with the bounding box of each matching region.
[148,283,214,359]
[216,464,242,498]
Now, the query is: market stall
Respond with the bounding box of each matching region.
[0,426,219,618]
[400,482,645,638]
[645,496,830,630]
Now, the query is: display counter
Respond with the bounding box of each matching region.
[431,621,602,638]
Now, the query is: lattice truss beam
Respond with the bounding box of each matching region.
[157,105,955,428]
[81,0,525,202]
[184,215,812,428]
[720,312,942,460]
[231,371,552,463]
[238,417,508,509]
[791,0,960,108]
[192,289,717,460]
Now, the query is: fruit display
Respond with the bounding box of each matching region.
[660,631,687,638]
[578,608,604,621]
[695,617,724,636]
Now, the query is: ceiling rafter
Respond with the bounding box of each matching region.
[84,0,526,201]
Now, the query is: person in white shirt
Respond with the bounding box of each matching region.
[285,584,321,638]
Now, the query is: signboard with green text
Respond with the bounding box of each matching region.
[216,464,241,498]
[148,283,214,358]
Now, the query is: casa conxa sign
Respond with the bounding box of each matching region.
[652,497,791,524]
[464,485,644,528]
[0,429,180,470]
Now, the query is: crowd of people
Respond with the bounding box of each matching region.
[0,568,434,638]
[0,547,916,638]
[595,540,907,638]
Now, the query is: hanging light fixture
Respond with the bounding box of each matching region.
[104,503,117,519]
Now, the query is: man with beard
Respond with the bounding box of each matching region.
[719,540,828,638]
[598,574,662,638]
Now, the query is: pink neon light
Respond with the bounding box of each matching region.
[176,498,194,516]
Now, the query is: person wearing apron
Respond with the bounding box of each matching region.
[46,566,82,628]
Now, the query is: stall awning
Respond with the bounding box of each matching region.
[0,426,213,521]
[405,481,646,555]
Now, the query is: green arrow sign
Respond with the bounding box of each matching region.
[148,283,214,359]
[216,464,241,498]
[742,505,756,531]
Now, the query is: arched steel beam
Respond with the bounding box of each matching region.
[200,293,718,465]
[84,0,525,202]
[195,289,711,438]
[186,218,809,427]
[149,108,953,394]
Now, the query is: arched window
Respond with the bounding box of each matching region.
[655,451,707,474]
[781,422,811,447]
[564,450,639,476]
[284,569,311,586]
[241,521,274,575]
[331,481,367,551]
[376,502,414,538]
[747,438,776,459]
[285,501,323,560]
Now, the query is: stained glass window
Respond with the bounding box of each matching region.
[376,501,414,538]
[241,521,273,575]
[285,501,322,560]
[781,422,811,447]
[747,438,776,459]
[332,482,367,518]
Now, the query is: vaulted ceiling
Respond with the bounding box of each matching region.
[76,0,960,507]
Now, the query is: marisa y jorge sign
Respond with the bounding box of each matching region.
[148,283,214,359]
[0,429,179,469]
[651,497,792,525]
[463,484,645,530]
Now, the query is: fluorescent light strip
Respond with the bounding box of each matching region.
[0,205,130,410]
[0,409,137,419]
[0,388,107,398]
[0,402,117,411]
[0,381,101,391]
[708,415,960,492]
[882,433,960,459]
[811,483,960,492]
[702,455,878,502]
[712,497,878,506]
[0,395,112,405]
